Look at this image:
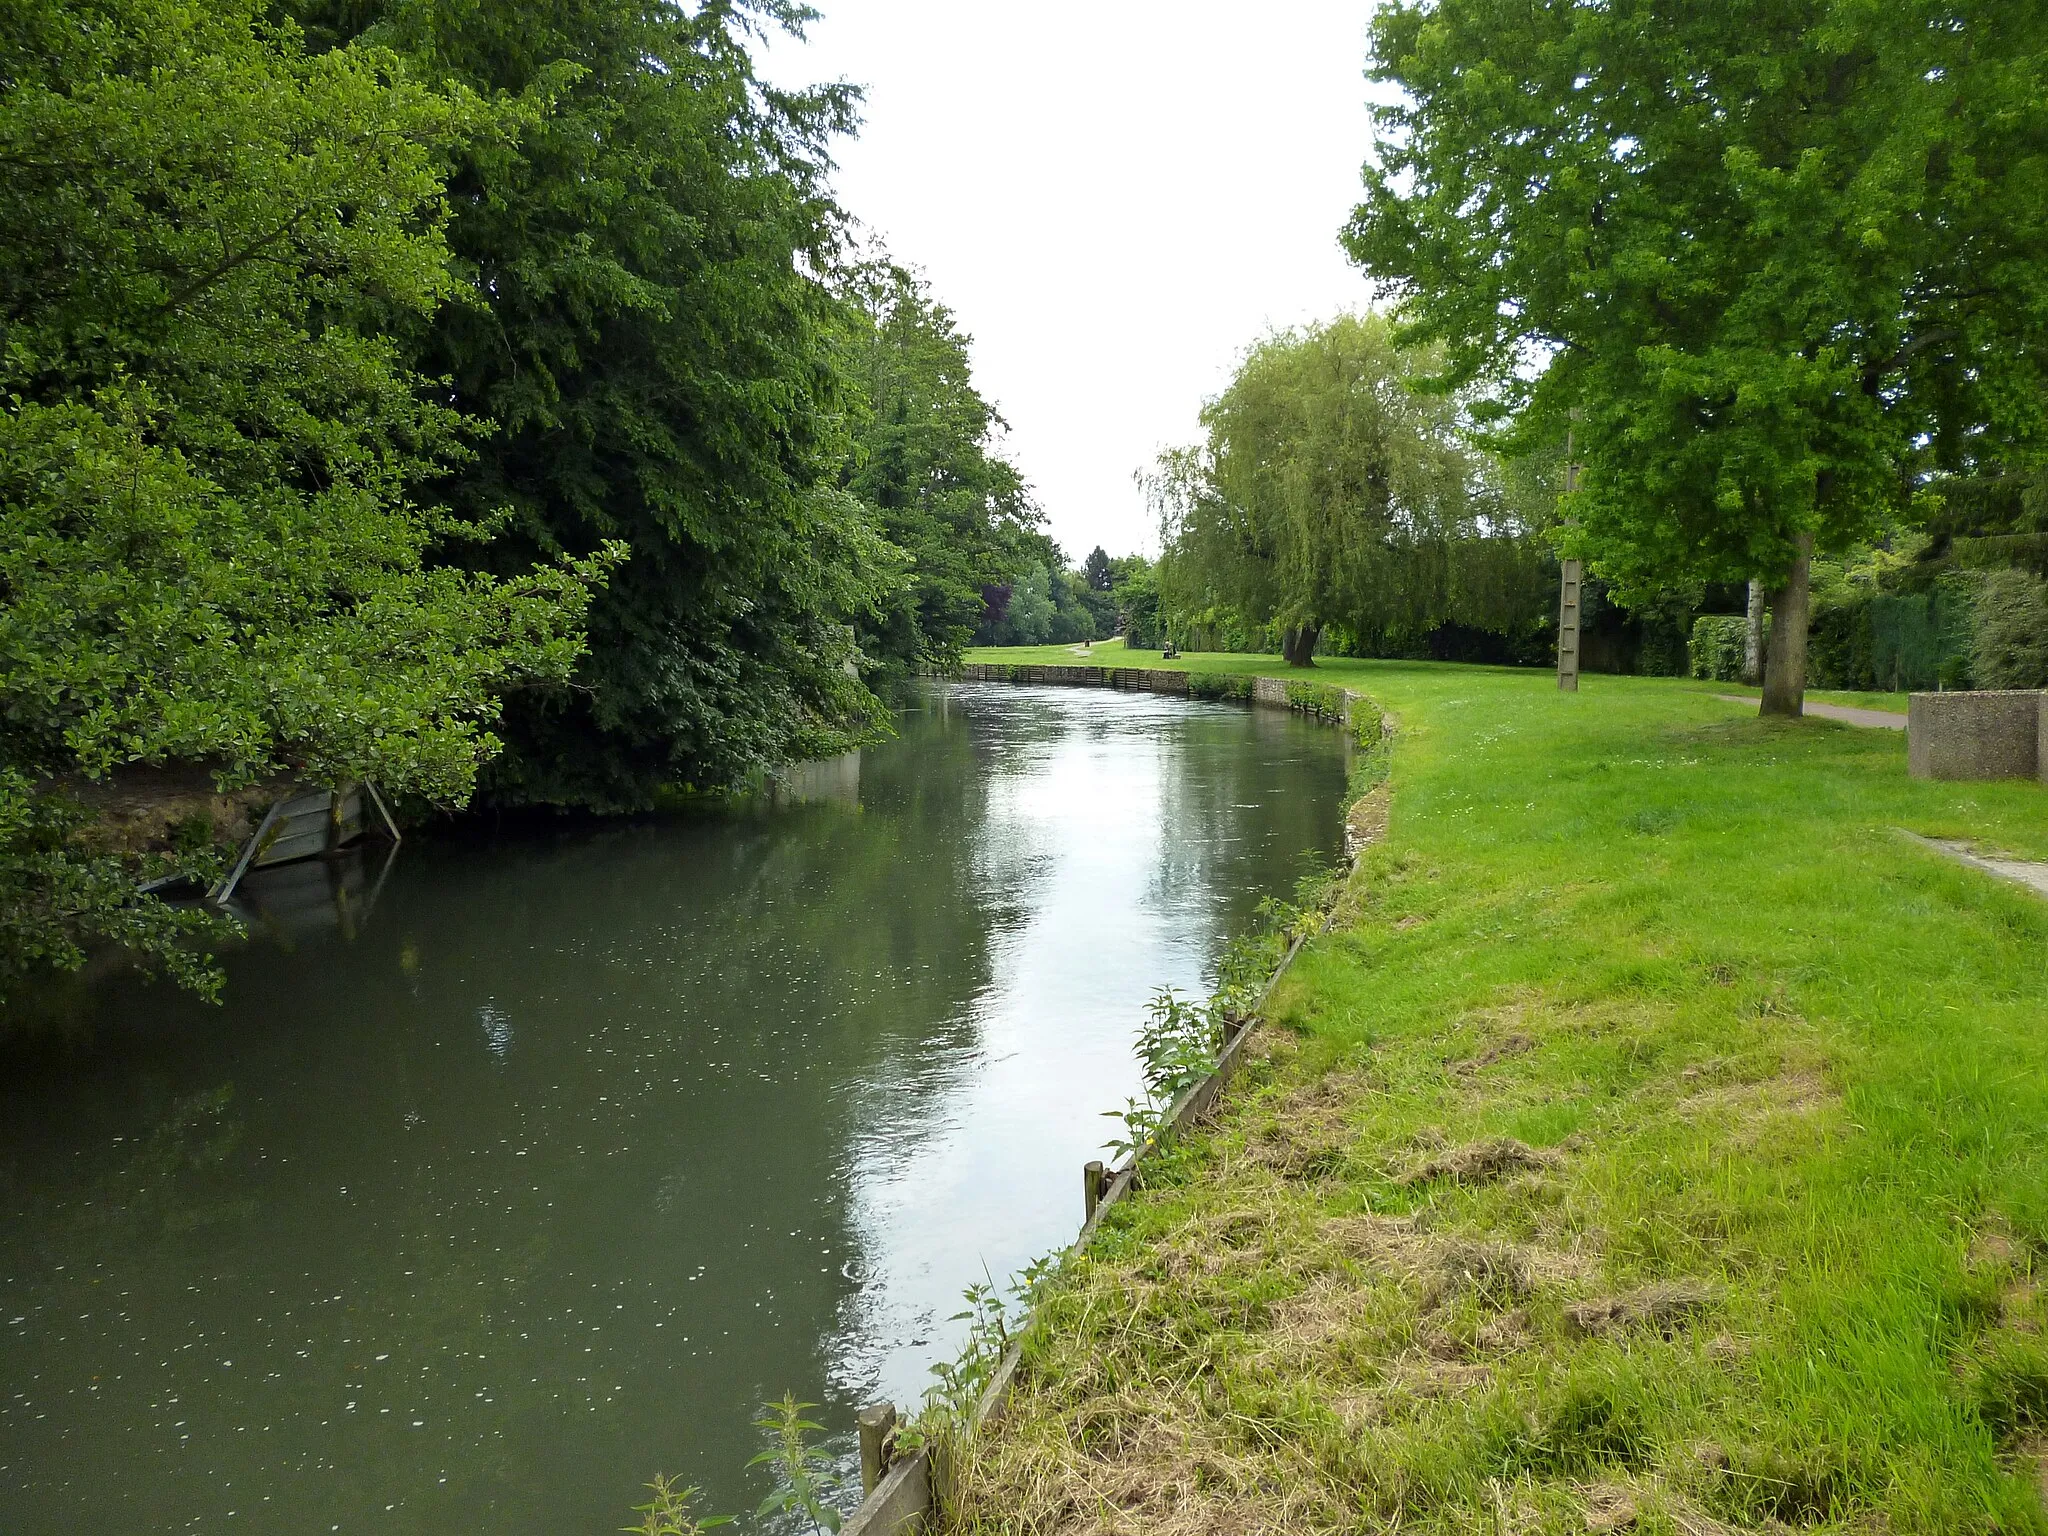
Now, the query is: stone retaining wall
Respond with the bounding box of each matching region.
[954,663,1371,728]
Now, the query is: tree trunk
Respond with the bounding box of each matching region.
[1759,532,1813,717]
[1281,623,1320,668]
[1742,579,1765,686]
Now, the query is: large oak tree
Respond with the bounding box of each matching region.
[1346,0,2048,713]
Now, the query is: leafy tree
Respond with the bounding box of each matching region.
[1152,314,1542,664]
[1050,569,1098,644]
[293,0,899,807]
[1072,578,1121,639]
[0,0,606,994]
[1083,546,1114,591]
[842,266,1039,674]
[1345,0,2048,714]
[986,564,1057,646]
[1118,562,1165,650]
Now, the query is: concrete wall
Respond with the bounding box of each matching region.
[1907,690,2044,781]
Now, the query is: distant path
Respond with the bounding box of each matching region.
[1713,694,1906,731]
[1902,833,2048,900]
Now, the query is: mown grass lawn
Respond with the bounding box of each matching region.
[950,657,2048,1534]
[961,639,1913,716]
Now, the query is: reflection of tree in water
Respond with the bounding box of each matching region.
[0,693,1022,1533]
[0,1081,251,1255]
[1144,704,1350,957]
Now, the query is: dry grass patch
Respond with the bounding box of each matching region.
[1565,1281,1720,1339]
[1237,1069,1372,1180]
[1400,1136,1560,1188]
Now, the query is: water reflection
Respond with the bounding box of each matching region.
[224,838,401,944]
[0,683,1347,1534]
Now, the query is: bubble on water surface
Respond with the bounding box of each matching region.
[475,1005,514,1059]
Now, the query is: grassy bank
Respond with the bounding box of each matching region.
[948,654,2048,1533]
[961,638,1910,715]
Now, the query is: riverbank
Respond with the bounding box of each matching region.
[946,652,2048,1532]
[966,637,1911,716]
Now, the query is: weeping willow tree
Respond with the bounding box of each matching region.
[1151,313,1553,665]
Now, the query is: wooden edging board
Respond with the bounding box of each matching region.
[841,670,1389,1534]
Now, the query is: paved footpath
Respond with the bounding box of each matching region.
[1904,834,2048,900]
[1714,694,1906,730]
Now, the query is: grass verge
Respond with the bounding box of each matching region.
[962,639,1911,716]
[947,659,2048,1534]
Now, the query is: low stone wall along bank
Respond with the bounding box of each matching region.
[955,663,1379,743]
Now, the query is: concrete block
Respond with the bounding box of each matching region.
[1907,690,2043,781]
[1251,676,1289,707]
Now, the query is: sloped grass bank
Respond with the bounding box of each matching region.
[949,663,2048,1533]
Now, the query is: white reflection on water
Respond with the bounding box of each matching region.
[824,684,1317,1407]
[476,1005,515,1060]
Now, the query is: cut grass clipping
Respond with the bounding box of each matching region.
[948,658,2048,1535]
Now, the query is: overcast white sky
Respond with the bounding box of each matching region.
[758,2,1382,562]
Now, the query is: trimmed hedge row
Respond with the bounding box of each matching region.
[1187,672,1254,701]
[1689,615,1752,682]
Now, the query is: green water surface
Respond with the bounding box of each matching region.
[0,683,1347,1532]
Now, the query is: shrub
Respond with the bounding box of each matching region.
[1347,694,1385,749]
[1187,672,1253,701]
[1970,568,2048,690]
[1808,580,1974,691]
[1689,615,1749,681]
[1635,606,1693,676]
[1283,679,1348,721]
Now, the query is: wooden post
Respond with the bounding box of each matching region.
[208,798,287,906]
[327,784,352,853]
[857,1401,897,1495]
[363,780,404,845]
[1083,1160,1105,1224]
[1558,424,1584,693]
[1557,557,1583,692]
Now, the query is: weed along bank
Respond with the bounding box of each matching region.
[854,652,2048,1536]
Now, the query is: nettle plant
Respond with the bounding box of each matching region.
[1103,987,1223,1162]
[628,1397,847,1536]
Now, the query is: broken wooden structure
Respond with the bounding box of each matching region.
[208,783,402,905]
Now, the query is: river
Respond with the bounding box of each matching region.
[0,682,1349,1533]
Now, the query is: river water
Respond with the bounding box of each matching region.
[0,683,1347,1533]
